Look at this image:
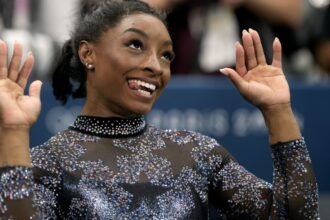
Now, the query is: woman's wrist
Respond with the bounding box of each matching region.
[0,128,31,167]
[261,103,301,145]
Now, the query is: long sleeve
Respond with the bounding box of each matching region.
[0,143,61,219]
[208,138,319,219]
[0,166,36,218]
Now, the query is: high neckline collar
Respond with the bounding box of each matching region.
[69,115,146,138]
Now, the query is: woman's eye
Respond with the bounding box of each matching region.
[162,51,175,62]
[128,40,143,50]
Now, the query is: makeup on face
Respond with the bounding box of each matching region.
[82,14,173,117]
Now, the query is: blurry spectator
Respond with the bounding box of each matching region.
[32,0,79,44]
[141,0,185,12]
[164,0,304,74]
[313,4,330,75]
[0,0,58,80]
[0,0,14,29]
[272,0,330,81]
[4,0,324,80]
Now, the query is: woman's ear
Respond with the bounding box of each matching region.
[79,40,95,70]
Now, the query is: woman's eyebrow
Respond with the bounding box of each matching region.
[163,40,173,47]
[122,28,173,46]
[122,28,148,38]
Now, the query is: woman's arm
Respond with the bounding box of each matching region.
[208,138,318,219]
[0,40,41,167]
[213,29,319,218]
[0,40,55,219]
[0,128,31,166]
[0,148,61,219]
[221,29,300,144]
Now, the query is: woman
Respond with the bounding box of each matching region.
[0,0,318,219]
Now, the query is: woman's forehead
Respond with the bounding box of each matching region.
[91,13,172,46]
[109,14,171,39]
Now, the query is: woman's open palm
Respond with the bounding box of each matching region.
[0,40,42,128]
[221,29,290,111]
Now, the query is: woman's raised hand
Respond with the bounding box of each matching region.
[221,29,290,112]
[0,40,42,129]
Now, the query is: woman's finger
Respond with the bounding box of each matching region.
[272,38,282,68]
[235,42,247,76]
[250,29,266,65]
[8,41,23,82]
[220,67,247,93]
[17,52,34,90]
[242,30,257,70]
[0,40,8,79]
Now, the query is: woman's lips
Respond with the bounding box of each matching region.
[127,79,157,98]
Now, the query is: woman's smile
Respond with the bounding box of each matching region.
[127,78,159,99]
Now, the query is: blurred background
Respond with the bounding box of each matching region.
[1,0,329,218]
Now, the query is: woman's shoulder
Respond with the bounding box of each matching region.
[31,129,98,161]
[149,125,222,148]
[152,126,231,172]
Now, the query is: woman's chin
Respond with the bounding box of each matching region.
[131,106,152,116]
[123,103,153,117]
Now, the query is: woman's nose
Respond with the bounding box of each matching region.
[143,53,163,75]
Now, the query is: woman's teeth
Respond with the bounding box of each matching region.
[128,79,157,97]
[138,89,151,96]
[129,79,156,91]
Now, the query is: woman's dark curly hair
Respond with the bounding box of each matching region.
[52,0,167,104]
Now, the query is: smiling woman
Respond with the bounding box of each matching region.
[0,0,319,219]
[78,14,173,117]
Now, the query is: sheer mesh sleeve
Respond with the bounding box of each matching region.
[0,143,62,219]
[208,138,319,219]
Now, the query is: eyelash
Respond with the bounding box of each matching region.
[127,39,175,62]
[162,51,175,62]
[128,39,143,50]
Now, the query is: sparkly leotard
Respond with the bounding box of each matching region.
[0,116,319,219]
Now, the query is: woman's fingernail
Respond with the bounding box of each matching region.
[220,68,228,76]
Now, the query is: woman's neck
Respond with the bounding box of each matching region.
[81,101,141,119]
[69,115,146,138]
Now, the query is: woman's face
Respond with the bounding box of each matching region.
[82,14,173,117]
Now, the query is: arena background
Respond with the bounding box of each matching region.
[1,0,329,218]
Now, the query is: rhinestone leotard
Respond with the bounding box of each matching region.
[0,116,319,219]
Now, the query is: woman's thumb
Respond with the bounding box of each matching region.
[29,80,42,99]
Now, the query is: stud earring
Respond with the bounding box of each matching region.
[86,62,94,70]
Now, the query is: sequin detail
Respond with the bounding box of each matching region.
[271,138,319,219]
[216,160,271,218]
[70,115,146,137]
[0,117,319,219]
[0,167,33,213]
